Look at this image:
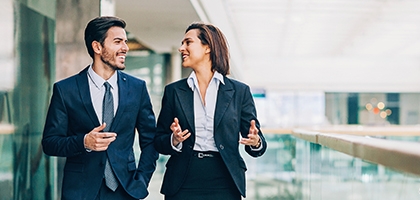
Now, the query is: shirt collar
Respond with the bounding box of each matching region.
[187,71,225,91]
[88,64,118,89]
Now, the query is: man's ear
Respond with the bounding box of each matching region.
[92,41,102,54]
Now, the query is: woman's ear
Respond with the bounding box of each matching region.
[92,41,102,54]
[205,46,211,54]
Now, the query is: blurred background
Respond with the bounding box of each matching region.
[2,0,420,199]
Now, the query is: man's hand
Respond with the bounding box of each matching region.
[84,123,117,151]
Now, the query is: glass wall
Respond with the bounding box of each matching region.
[254,91,420,129]
[326,93,420,125]
[0,1,15,198]
[0,0,56,199]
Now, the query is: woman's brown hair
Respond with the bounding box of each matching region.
[186,22,230,76]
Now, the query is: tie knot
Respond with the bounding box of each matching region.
[104,82,111,91]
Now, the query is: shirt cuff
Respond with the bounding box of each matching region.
[171,134,182,152]
[84,134,92,152]
[250,142,263,151]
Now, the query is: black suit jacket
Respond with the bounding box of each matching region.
[154,76,267,197]
[42,67,158,200]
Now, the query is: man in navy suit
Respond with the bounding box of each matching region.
[42,16,158,200]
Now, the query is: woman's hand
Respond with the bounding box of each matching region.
[171,117,191,147]
[239,120,261,148]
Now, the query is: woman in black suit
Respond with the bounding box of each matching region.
[154,22,267,200]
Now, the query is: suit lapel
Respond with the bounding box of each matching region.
[214,78,235,129]
[76,67,101,126]
[110,71,128,131]
[174,81,195,131]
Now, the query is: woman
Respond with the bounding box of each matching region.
[154,22,267,200]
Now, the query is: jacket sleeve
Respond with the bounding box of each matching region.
[240,85,267,157]
[42,83,86,157]
[154,85,179,155]
[135,82,159,185]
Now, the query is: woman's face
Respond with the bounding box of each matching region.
[178,29,210,69]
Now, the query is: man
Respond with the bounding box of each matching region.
[42,16,158,200]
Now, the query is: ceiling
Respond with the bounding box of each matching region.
[116,0,420,92]
[116,0,200,53]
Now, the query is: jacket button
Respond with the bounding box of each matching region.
[219,144,224,150]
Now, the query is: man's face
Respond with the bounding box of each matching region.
[100,26,129,70]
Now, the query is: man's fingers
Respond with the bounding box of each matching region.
[174,117,179,126]
[87,134,116,151]
[101,132,117,139]
[87,131,116,143]
[93,123,106,132]
[90,142,112,151]
[85,124,117,151]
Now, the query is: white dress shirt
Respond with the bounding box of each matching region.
[87,65,119,123]
[188,71,224,152]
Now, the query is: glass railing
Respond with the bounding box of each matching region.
[147,130,420,199]
[291,127,420,200]
[2,127,420,199]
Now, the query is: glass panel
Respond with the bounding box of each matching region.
[294,137,420,200]
[0,0,16,199]
[326,93,420,125]
[8,2,56,200]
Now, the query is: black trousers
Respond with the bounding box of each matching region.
[165,151,241,200]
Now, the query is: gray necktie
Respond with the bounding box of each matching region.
[103,82,118,191]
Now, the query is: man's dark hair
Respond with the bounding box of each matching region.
[84,16,126,58]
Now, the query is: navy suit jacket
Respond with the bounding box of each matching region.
[154,76,267,197]
[42,67,158,200]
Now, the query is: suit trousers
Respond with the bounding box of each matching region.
[165,151,241,200]
[95,178,137,200]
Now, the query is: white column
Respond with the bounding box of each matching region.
[100,0,115,16]
[170,46,182,83]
